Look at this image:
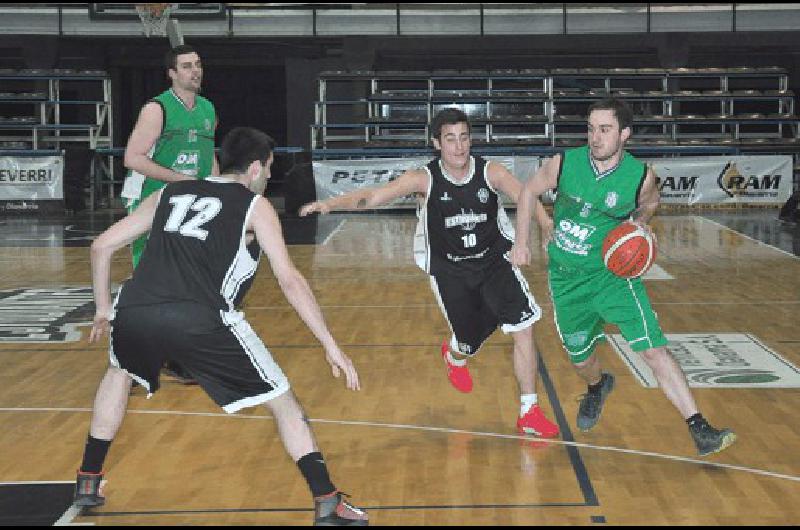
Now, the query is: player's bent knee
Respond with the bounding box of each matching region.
[640,346,669,363]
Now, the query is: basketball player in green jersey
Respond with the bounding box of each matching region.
[120,45,218,384]
[121,44,218,268]
[511,98,736,456]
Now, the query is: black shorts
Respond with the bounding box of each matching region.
[430,257,541,357]
[109,301,290,413]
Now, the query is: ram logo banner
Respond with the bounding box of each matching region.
[609,333,800,388]
[717,161,782,199]
[0,287,96,343]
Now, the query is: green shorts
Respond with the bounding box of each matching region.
[548,263,667,364]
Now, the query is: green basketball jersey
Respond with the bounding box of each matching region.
[549,145,647,271]
[136,89,216,201]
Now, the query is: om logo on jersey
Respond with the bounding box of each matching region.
[554,219,596,256]
[172,150,200,177]
[605,191,619,208]
[477,188,490,204]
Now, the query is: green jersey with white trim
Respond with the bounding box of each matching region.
[549,145,647,272]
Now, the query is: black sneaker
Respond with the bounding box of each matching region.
[74,471,106,507]
[314,492,369,526]
[690,421,737,456]
[577,372,615,432]
[162,361,198,385]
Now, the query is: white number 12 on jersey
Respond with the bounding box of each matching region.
[164,194,222,241]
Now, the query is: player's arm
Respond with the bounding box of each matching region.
[633,165,660,226]
[250,197,361,391]
[123,102,194,183]
[486,161,552,241]
[88,192,160,342]
[510,154,560,266]
[299,168,428,216]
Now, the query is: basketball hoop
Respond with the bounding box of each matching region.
[136,3,174,37]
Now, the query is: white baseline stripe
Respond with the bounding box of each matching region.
[1,407,798,485]
[240,300,800,310]
[321,219,347,246]
[701,217,800,260]
[0,480,74,485]
[53,504,90,526]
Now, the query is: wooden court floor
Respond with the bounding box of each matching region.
[0,212,798,525]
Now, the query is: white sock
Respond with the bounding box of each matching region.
[520,393,538,415]
[446,349,467,367]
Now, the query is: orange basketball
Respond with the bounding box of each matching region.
[601,221,657,278]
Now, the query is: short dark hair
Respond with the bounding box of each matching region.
[430,107,471,140]
[165,45,198,71]
[219,127,275,174]
[588,98,634,131]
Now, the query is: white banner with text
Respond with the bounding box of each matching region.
[0,155,64,213]
[312,154,792,208]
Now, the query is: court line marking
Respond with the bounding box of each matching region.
[54,504,90,526]
[240,301,800,310]
[81,502,589,517]
[700,217,800,260]
[2,407,798,484]
[0,480,75,485]
[321,219,347,246]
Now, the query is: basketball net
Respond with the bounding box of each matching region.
[136,3,174,37]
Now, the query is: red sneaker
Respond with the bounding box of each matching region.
[517,405,560,438]
[441,341,473,393]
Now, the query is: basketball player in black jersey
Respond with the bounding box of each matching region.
[73,127,368,526]
[300,108,559,438]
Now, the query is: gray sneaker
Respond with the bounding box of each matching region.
[577,372,615,432]
[314,492,369,526]
[73,471,106,508]
[689,421,737,456]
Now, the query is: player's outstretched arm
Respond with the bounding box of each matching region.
[89,192,159,342]
[299,169,428,216]
[251,197,361,391]
[510,155,560,267]
[487,161,553,253]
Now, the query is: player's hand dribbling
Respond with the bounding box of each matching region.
[630,218,658,247]
[324,345,361,391]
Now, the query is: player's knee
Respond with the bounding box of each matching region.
[573,353,596,370]
[512,325,533,342]
[640,346,668,364]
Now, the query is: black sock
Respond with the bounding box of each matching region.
[80,435,112,474]
[297,452,336,498]
[686,413,705,427]
[588,378,604,394]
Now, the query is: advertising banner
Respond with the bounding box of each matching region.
[647,155,793,205]
[0,155,64,214]
[312,155,793,209]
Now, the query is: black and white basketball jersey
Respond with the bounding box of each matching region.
[413,156,515,276]
[117,177,262,312]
